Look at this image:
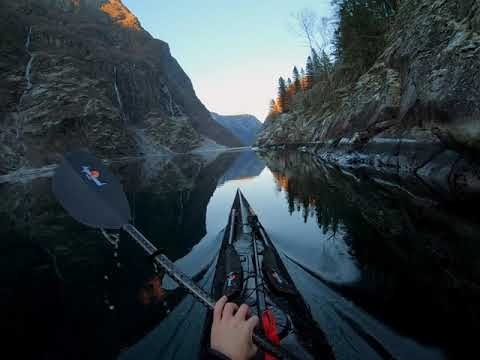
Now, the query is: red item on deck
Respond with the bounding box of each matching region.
[262,309,280,360]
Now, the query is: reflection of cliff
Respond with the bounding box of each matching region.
[0,151,238,360]
[133,152,239,261]
[261,150,480,354]
[218,151,265,184]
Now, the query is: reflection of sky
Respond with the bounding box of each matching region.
[206,166,360,285]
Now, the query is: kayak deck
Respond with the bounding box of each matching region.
[202,189,333,359]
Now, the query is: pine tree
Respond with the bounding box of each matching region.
[286,77,295,101]
[293,66,301,93]
[277,77,288,112]
[332,0,396,77]
[311,48,321,76]
[320,50,333,74]
[269,99,278,114]
[305,56,314,90]
[300,68,306,90]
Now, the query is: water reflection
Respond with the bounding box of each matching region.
[259,150,480,360]
[0,151,257,360]
[1,150,478,360]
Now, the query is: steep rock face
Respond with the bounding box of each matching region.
[257,0,480,194]
[211,112,262,146]
[0,0,241,173]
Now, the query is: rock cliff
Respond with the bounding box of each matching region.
[0,0,241,174]
[257,0,480,195]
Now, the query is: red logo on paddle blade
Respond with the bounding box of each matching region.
[81,166,107,187]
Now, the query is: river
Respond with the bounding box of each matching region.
[1,150,478,360]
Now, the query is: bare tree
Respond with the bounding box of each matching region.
[290,8,320,50]
[316,16,336,53]
[290,8,335,56]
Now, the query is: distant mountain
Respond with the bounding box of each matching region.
[211,113,262,146]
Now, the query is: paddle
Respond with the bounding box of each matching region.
[52,150,297,360]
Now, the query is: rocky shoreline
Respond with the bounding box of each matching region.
[257,137,480,201]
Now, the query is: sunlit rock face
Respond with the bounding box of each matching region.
[257,0,480,194]
[99,0,142,30]
[0,0,241,173]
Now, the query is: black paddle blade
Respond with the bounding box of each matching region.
[52,150,131,229]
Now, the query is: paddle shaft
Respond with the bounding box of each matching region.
[122,224,296,360]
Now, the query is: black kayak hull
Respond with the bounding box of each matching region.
[200,189,333,359]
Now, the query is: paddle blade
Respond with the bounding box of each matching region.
[52,150,131,229]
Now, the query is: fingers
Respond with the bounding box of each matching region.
[246,315,259,334]
[213,295,228,323]
[234,304,250,321]
[222,302,239,319]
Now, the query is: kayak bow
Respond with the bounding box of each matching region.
[203,189,333,360]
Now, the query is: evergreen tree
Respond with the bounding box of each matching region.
[311,48,321,75]
[292,66,301,93]
[305,56,314,90]
[286,77,296,101]
[333,0,396,77]
[320,50,333,74]
[277,77,288,112]
[269,99,278,114]
[300,68,306,90]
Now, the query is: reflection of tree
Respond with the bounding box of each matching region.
[272,168,346,234]
[262,150,480,354]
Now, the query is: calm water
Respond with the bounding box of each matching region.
[1,150,479,360]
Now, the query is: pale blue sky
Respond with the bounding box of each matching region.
[123,0,333,121]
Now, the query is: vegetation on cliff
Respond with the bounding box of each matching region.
[258,0,479,195]
[268,0,398,121]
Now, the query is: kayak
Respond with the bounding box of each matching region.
[201,189,333,359]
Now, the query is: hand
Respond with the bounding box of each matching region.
[211,296,259,360]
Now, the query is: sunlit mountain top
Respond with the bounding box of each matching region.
[100,0,142,31]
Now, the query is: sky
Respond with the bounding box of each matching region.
[123,0,333,121]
